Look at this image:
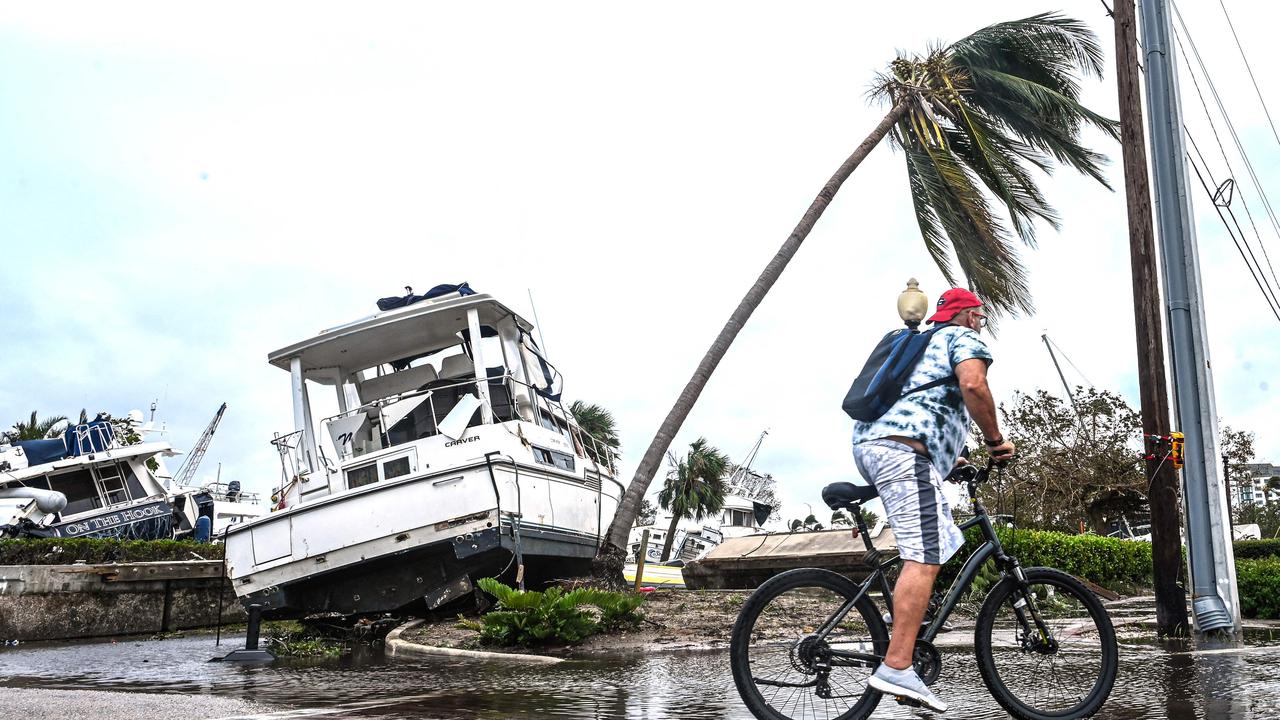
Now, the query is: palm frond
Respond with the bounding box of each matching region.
[876,12,1113,317]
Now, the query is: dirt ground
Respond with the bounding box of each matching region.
[401,589,755,657]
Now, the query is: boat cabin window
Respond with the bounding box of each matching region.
[50,469,100,515]
[532,446,575,472]
[725,509,754,527]
[383,456,411,480]
[346,464,378,489]
[345,450,417,490]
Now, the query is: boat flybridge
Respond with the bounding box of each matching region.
[222,286,624,618]
[0,417,214,540]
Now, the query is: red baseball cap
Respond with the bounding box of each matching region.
[926,287,983,324]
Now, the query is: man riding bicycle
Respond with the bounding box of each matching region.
[850,287,1015,712]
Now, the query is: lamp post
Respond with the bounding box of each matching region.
[897,278,928,329]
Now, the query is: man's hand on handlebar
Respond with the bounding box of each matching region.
[988,438,1016,464]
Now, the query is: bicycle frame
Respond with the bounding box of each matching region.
[819,468,1048,668]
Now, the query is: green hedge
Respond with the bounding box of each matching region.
[1233,539,1280,560]
[0,538,223,565]
[1236,557,1280,619]
[939,526,1153,590]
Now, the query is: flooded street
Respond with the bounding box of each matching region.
[1,624,1278,719]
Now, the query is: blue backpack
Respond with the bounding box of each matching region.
[842,326,956,422]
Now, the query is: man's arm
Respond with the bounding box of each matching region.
[955,358,1015,459]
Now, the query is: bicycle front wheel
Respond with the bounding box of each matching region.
[729,568,888,720]
[975,566,1118,720]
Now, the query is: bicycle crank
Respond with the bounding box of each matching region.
[913,638,942,685]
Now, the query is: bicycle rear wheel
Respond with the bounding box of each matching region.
[975,566,1118,719]
[729,568,888,720]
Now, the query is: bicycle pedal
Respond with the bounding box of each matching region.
[893,695,923,708]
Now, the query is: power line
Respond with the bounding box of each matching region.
[1186,152,1280,323]
[1170,20,1280,297]
[1186,132,1280,314]
[1171,3,1280,293]
[1102,3,1280,321]
[1217,0,1280,148]
[1047,336,1096,388]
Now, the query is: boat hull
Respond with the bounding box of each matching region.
[224,457,617,618]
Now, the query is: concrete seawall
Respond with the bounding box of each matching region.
[0,561,247,641]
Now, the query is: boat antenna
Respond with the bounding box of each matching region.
[729,429,769,493]
[527,288,550,356]
[1041,332,1089,438]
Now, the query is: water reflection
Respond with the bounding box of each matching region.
[0,631,1277,718]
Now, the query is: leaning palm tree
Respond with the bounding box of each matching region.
[569,400,621,466]
[657,438,730,562]
[596,13,1117,577]
[5,411,69,442]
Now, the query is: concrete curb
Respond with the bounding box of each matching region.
[384,619,565,664]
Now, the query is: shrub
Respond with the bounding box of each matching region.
[471,578,645,646]
[1233,539,1280,560]
[1236,557,1280,619]
[938,526,1152,591]
[0,538,223,565]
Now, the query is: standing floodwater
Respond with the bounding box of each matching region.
[0,629,1277,719]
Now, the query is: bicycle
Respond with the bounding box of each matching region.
[729,459,1118,720]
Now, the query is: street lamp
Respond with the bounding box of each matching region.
[897,278,928,329]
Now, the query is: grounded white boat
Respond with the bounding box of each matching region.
[0,418,214,540]
[629,490,772,565]
[223,285,623,618]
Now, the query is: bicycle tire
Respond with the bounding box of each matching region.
[974,567,1118,720]
[730,568,888,720]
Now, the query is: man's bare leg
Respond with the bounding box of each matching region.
[884,560,941,670]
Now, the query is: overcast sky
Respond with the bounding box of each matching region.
[1,1,1276,526]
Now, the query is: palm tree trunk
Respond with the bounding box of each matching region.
[594,100,911,579]
[660,511,682,562]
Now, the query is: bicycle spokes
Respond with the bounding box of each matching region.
[732,569,888,720]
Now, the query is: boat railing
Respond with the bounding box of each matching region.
[198,480,262,505]
[316,372,619,474]
[65,421,120,455]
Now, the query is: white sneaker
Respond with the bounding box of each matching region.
[868,664,948,713]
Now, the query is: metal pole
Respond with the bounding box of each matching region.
[1041,333,1088,437]
[1139,0,1240,635]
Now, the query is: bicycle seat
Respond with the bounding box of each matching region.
[821,482,879,511]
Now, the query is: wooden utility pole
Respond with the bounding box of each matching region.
[1113,0,1190,636]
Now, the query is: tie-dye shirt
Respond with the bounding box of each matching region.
[850,324,993,474]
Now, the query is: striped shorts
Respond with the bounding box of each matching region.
[852,439,965,565]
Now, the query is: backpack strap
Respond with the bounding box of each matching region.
[901,374,957,397]
[899,326,957,397]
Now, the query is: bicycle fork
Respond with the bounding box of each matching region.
[1006,563,1058,653]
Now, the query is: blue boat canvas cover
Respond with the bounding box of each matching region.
[519,329,563,402]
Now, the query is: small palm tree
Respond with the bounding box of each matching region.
[657,438,730,562]
[569,400,620,466]
[5,411,68,442]
[790,514,826,532]
[598,13,1116,575]
[1266,477,1280,506]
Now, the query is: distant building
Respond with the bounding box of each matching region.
[1233,462,1280,508]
